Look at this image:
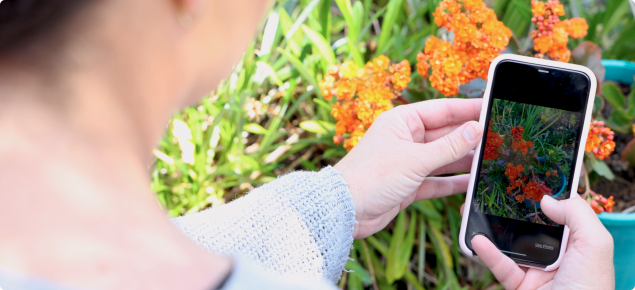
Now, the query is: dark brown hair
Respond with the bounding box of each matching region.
[0,0,93,56]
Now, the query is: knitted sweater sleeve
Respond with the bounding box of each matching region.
[170,166,355,283]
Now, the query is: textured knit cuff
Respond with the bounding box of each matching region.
[171,166,356,284]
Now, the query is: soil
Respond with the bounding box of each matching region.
[593,83,635,212]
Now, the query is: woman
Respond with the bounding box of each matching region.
[0,0,614,289]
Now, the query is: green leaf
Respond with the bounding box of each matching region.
[284,0,322,41]
[403,271,426,290]
[301,25,336,65]
[259,10,280,56]
[278,48,319,90]
[323,147,346,158]
[601,0,630,41]
[385,211,407,283]
[410,200,442,222]
[345,259,372,285]
[348,268,364,290]
[627,85,635,117]
[592,95,604,118]
[591,156,615,180]
[334,0,359,38]
[318,0,331,40]
[502,0,531,37]
[243,123,268,135]
[300,120,332,134]
[493,0,511,17]
[313,98,333,111]
[428,223,454,276]
[607,108,632,133]
[334,0,364,66]
[621,138,635,167]
[602,82,626,109]
[366,235,388,255]
[256,62,284,87]
[448,208,461,275]
[352,1,364,35]
[395,211,417,279]
[376,0,405,57]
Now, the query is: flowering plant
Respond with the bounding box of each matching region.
[415,0,511,96]
[586,190,616,213]
[585,120,616,160]
[320,56,411,151]
[530,0,588,62]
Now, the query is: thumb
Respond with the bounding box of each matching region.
[472,235,525,290]
[540,194,605,236]
[419,121,482,175]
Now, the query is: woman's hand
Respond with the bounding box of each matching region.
[335,98,483,239]
[470,194,615,290]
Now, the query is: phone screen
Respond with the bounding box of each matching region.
[465,60,591,266]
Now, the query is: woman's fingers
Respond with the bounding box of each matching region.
[398,98,482,143]
[429,152,474,175]
[418,121,482,176]
[460,203,465,216]
[424,123,473,143]
[413,174,470,201]
[472,235,526,290]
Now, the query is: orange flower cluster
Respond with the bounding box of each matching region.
[511,126,534,154]
[416,0,511,96]
[585,120,615,160]
[321,56,412,151]
[545,169,557,176]
[530,0,588,62]
[484,121,504,160]
[589,195,615,213]
[521,180,551,202]
[505,163,525,195]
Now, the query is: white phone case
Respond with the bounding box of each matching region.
[458,54,597,271]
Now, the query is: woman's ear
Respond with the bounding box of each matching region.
[173,0,203,28]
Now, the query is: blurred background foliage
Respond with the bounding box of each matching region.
[150,0,635,288]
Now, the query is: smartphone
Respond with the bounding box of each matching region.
[459,54,597,271]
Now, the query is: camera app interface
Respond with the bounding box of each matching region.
[475,98,583,226]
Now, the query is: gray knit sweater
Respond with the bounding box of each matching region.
[0,167,356,290]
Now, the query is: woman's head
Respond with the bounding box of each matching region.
[0,0,271,167]
[0,0,271,106]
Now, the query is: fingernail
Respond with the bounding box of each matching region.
[541,195,555,204]
[462,122,480,141]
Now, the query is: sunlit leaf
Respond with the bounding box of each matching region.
[243,123,268,135]
[278,48,319,90]
[256,62,284,87]
[376,0,404,56]
[300,120,328,134]
[301,25,336,65]
[313,98,333,111]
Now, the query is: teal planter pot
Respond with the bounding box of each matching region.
[598,213,635,290]
[601,59,635,85]
[598,59,635,290]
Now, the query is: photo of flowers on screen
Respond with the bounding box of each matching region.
[475,99,583,226]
